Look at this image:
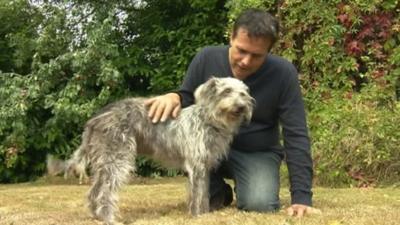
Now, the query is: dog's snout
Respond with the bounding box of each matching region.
[232,105,247,116]
[236,106,245,114]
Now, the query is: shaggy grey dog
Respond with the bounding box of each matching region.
[67,77,254,225]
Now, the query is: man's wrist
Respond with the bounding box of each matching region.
[170,91,182,104]
[291,190,313,206]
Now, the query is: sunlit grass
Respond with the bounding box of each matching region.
[0,176,399,225]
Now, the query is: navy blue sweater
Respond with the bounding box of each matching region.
[178,46,313,206]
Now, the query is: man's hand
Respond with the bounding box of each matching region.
[287,204,321,218]
[144,93,181,123]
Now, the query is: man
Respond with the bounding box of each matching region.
[145,8,314,217]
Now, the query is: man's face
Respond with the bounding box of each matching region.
[229,28,271,80]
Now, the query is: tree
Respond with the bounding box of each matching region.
[0,0,228,182]
[0,0,43,74]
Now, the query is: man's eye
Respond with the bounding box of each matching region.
[238,48,246,54]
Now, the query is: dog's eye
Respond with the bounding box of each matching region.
[222,88,232,95]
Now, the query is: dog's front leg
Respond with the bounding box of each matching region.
[187,165,210,216]
[197,168,210,214]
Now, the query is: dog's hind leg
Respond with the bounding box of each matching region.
[87,141,136,225]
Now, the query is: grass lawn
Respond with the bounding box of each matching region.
[0,176,399,225]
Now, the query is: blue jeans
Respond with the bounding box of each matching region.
[210,149,282,212]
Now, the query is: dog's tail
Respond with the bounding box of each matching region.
[46,154,67,176]
[63,126,93,184]
[63,146,89,184]
[46,126,93,184]
[46,151,89,184]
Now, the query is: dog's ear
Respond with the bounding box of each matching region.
[244,106,253,124]
[194,77,218,104]
[204,77,218,91]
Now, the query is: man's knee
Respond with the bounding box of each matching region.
[237,199,280,212]
[237,193,280,212]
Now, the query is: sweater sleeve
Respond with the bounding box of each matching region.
[178,49,207,108]
[278,65,313,206]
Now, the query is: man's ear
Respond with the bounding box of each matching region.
[229,32,234,45]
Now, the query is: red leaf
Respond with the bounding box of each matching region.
[337,14,352,28]
[337,14,348,24]
[356,26,374,40]
[378,31,390,39]
[346,40,364,56]
[371,70,385,79]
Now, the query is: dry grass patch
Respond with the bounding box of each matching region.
[0,176,399,225]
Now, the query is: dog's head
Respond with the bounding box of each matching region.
[194,77,254,128]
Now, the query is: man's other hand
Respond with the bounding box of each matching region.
[287,204,321,218]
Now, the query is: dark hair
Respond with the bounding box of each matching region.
[232,8,280,46]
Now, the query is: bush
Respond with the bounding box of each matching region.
[309,86,400,187]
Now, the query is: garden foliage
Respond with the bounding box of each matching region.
[0,0,399,186]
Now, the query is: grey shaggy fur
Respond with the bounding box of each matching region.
[67,77,254,225]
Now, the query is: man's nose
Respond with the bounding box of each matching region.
[241,54,251,66]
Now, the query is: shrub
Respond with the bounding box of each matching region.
[309,86,400,187]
